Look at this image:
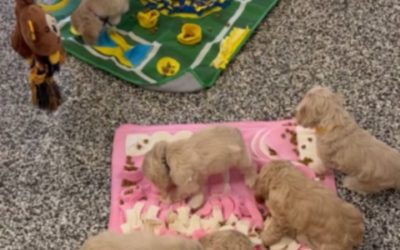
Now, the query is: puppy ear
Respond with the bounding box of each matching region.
[254,167,271,201]
[333,92,345,106]
[288,199,313,229]
[297,106,307,120]
[264,162,293,215]
[154,141,168,155]
[268,179,290,212]
[319,94,347,129]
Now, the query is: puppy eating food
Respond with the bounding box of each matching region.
[254,160,364,250]
[199,230,253,250]
[295,86,400,193]
[142,126,256,206]
[80,230,203,250]
[71,0,129,45]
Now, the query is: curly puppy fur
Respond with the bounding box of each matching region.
[71,0,129,44]
[142,126,256,203]
[81,231,203,250]
[295,86,400,193]
[199,230,253,250]
[254,160,364,250]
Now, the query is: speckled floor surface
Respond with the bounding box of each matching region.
[1,0,399,249]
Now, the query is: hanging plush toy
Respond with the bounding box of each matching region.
[11,0,65,111]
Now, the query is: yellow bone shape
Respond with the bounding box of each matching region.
[108,30,132,51]
[125,202,145,230]
[212,27,250,69]
[93,46,133,68]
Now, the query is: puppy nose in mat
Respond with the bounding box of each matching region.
[109,120,336,249]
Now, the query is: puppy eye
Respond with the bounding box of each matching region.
[52,25,58,33]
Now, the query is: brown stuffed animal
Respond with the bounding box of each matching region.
[11,0,65,111]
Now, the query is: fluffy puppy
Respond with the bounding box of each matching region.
[254,160,364,250]
[81,231,203,250]
[142,126,256,204]
[296,86,400,193]
[71,0,129,45]
[199,230,253,250]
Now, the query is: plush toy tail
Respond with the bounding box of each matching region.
[35,78,61,110]
[29,57,62,111]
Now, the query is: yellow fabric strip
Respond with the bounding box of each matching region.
[39,0,70,12]
[212,27,250,69]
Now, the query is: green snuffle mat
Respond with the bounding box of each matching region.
[48,0,278,92]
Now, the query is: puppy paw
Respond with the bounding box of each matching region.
[343,177,368,195]
[313,164,328,177]
[109,15,122,26]
[188,193,205,210]
[261,232,280,247]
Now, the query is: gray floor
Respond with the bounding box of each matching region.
[1,0,399,249]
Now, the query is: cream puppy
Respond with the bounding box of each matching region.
[199,230,253,250]
[295,86,400,193]
[142,126,256,205]
[254,160,364,250]
[81,231,203,250]
[71,0,129,44]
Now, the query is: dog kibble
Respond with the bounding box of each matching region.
[126,156,133,164]
[143,139,149,144]
[136,144,142,150]
[124,165,137,171]
[301,145,306,150]
[124,189,134,195]
[289,132,298,146]
[299,157,313,166]
[268,147,278,156]
[122,179,135,187]
[308,137,313,142]
[281,133,286,139]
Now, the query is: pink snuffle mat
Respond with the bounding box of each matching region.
[109,120,336,249]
